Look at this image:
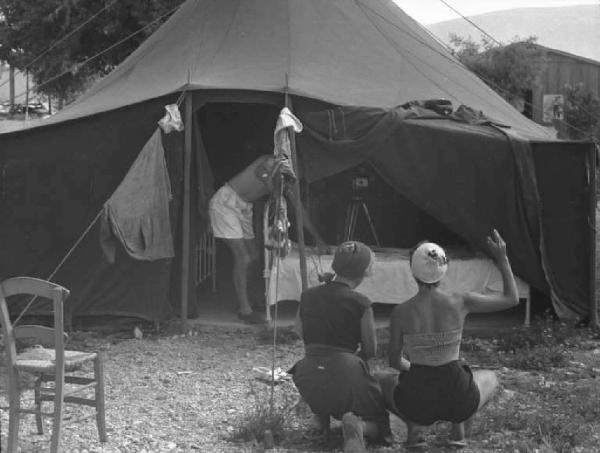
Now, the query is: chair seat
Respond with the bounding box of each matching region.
[15,347,97,373]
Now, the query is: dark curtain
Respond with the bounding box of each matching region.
[0,97,182,322]
[296,106,591,316]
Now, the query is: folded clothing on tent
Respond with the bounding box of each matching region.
[100,128,174,263]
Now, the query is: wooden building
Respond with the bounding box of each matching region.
[529,46,600,128]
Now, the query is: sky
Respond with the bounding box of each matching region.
[393,0,599,24]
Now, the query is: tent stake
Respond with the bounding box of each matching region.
[181,92,193,332]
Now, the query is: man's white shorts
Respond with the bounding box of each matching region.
[209,184,255,239]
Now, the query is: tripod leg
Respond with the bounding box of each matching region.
[349,203,359,242]
[361,203,380,247]
[344,203,353,242]
[344,201,359,242]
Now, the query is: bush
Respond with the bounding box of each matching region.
[534,413,593,452]
[229,382,297,445]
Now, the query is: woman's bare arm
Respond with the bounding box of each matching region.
[389,306,408,371]
[359,306,377,360]
[464,229,519,314]
[293,306,304,340]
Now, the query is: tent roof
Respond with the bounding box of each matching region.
[14,0,552,138]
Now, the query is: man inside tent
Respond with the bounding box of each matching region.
[209,153,323,323]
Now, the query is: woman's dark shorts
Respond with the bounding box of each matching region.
[392,361,480,426]
[289,346,390,437]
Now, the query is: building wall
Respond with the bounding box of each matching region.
[0,64,29,104]
[532,50,600,126]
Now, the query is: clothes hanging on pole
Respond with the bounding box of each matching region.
[100,128,175,263]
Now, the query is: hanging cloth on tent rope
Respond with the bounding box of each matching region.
[274,107,303,163]
[100,127,175,263]
[263,108,303,319]
[14,105,183,325]
[263,108,303,257]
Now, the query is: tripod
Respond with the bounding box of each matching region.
[343,194,380,247]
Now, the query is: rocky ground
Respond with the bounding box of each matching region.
[2,318,600,453]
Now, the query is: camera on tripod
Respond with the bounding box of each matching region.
[351,167,370,197]
[343,166,380,247]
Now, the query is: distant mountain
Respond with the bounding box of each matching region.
[428,4,600,62]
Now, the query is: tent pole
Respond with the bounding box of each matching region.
[589,145,598,328]
[181,92,193,332]
[285,95,308,292]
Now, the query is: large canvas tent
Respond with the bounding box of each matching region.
[0,0,595,323]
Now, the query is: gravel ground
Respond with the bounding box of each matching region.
[2,322,600,453]
[1,325,310,453]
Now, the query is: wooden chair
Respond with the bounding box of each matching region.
[0,277,107,453]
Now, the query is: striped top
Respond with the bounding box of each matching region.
[403,328,462,366]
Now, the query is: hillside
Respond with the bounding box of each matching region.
[428,4,600,61]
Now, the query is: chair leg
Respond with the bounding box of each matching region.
[94,353,108,442]
[34,376,44,434]
[7,369,21,453]
[50,372,65,453]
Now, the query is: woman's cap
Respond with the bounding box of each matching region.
[410,242,448,284]
[332,241,373,279]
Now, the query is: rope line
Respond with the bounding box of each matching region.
[435,0,600,125]
[10,4,181,102]
[437,0,502,46]
[356,0,599,141]
[355,1,463,107]
[12,209,104,326]
[0,0,119,92]
[356,0,529,121]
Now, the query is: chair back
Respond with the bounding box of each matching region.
[0,277,70,372]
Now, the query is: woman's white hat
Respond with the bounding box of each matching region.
[410,242,448,284]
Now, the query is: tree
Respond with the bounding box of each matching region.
[449,34,546,105]
[0,0,184,105]
[563,83,600,142]
[450,35,599,142]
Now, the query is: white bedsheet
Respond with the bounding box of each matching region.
[267,248,529,305]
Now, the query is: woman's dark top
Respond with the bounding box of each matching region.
[300,281,371,352]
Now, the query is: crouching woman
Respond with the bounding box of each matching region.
[384,230,518,449]
[289,241,391,452]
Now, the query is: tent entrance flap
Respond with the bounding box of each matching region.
[296,105,593,318]
[194,102,282,301]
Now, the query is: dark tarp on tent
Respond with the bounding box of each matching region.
[0,0,594,322]
[296,106,594,318]
[0,97,190,321]
[0,94,594,321]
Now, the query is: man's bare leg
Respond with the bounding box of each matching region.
[242,238,260,309]
[223,238,254,315]
[472,370,499,411]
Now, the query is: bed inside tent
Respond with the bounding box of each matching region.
[192,100,552,327]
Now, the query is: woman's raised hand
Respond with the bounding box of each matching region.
[487,229,508,262]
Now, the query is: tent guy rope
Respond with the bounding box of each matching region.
[356,0,599,140]
[12,209,103,326]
